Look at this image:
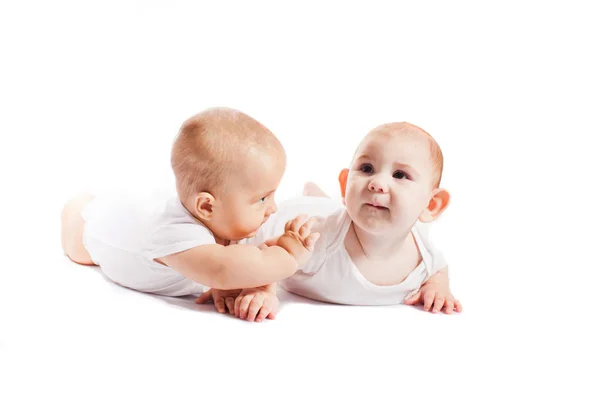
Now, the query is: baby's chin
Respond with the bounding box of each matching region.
[222,230,258,243]
[241,227,262,239]
[243,220,271,239]
[352,215,392,234]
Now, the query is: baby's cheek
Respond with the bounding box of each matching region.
[346,186,362,203]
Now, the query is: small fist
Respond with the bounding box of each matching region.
[276,214,320,266]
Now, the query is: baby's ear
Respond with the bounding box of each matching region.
[418,188,450,223]
[195,192,216,220]
[338,169,349,204]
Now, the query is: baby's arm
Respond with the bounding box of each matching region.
[404,222,462,313]
[194,239,284,322]
[157,215,319,290]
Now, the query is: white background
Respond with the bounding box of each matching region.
[1,1,599,399]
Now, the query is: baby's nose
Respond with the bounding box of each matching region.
[267,201,278,215]
[368,179,388,193]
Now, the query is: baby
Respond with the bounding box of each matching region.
[198,121,461,320]
[61,107,319,321]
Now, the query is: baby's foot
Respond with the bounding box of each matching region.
[303,182,329,197]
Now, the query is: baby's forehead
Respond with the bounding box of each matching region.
[235,148,285,183]
[356,129,432,161]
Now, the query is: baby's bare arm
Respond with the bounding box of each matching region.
[157,243,298,290]
[158,215,319,290]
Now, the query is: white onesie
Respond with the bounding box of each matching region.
[81,191,212,296]
[246,196,447,306]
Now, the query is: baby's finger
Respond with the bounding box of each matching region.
[215,297,226,313]
[256,305,271,322]
[432,296,445,313]
[284,219,293,232]
[258,237,278,250]
[238,295,253,320]
[298,218,316,239]
[234,295,243,317]
[454,299,463,313]
[444,298,454,315]
[267,299,280,319]
[263,237,278,247]
[247,297,263,322]
[423,291,435,312]
[298,225,309,239]
[195,289,213,304]
[304,232,320,251]
[225,297,235,315]
[290,214,309,233]
[255,297,272,322]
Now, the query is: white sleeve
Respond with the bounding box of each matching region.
[145,223,216,259]
[412,221,447,276]
[143,197,217,259]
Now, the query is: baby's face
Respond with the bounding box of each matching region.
[345,131,435,234]
[213,152,285,241]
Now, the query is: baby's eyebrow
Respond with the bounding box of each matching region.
[258,189,275,199]
[393,161,420,178]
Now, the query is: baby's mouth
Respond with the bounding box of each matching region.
[365,202,388,211]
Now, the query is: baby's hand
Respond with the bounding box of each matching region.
[195,288,242,315]
[404,281,462,314]
[276,214,320,267]
[234,284,279,322]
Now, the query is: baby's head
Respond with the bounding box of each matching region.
[171,107,285,242]
[339,122,450,235]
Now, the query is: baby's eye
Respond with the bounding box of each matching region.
[259,196,267,203]
[360,164,374,173]
[393,170,409,180]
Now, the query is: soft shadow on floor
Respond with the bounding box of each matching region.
[86,266,331,315]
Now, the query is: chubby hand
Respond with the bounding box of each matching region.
[276,214,320,267]
[404,281,462,314]
[234,284,280,322]
[196,288,243,315]
[195,284,279,322]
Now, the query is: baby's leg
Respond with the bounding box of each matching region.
[303,182,329,198]
[61,194,96,266]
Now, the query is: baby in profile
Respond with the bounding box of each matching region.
[61,107,319,307]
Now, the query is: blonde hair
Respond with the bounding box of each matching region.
[362,122,444,188]
[171,107,284,200]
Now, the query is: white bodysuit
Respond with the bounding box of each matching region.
[81,191,212,296]
[246,196,447,306]
[82,192,446,303]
